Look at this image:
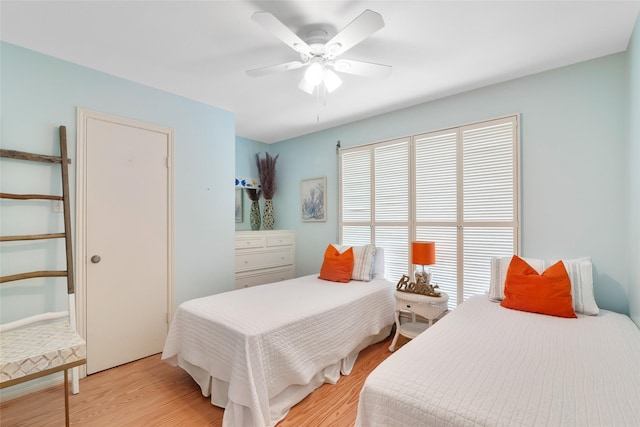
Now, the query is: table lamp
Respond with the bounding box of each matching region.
[412,241,435,285]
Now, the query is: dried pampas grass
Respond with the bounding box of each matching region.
[256,153,279,199]
[245,188,261,201]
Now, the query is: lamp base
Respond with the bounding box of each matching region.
[414,266,432,286]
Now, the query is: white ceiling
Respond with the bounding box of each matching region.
[2,1,639,143]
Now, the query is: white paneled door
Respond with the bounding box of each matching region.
[77,110,174,374]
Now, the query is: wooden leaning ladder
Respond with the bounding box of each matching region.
[0,126,87,427]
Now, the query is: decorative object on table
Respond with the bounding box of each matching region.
[412,241,436,285]
[396,274,441,297]
[235,188,243,223]
[235,177,261,189]
[301,177,326,222]
[256,152,279,230]
[245,188,262,230]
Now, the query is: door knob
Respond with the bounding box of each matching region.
[91,255,101,264]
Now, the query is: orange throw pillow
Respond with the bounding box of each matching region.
[501,255,577,318]
[318,245,354,283]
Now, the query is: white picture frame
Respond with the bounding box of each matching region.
[301,177,326,222]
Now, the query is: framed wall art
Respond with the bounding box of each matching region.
[301,177,326,222]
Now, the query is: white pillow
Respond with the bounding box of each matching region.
[332,244,377,281]
[489,256,599,315]
[489,256,545,301]
[560,257,599,315]
[373,248,385,279]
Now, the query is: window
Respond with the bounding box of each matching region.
[340,116,519,308]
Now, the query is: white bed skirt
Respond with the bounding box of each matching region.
[171,326,391,427]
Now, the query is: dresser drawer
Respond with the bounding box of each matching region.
[236,248,293,272]
[235,267,294,288]
[235,230,295,287]
[266,234,294,247]
[235,234,265,249]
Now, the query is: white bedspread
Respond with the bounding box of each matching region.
[356,295,640,427]
[162,275,394,427]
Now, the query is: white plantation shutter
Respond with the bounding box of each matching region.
[341,150,371,223]
[414,129,459,307]
[374,140,410,281]
[460,118,518,302]
[415,130,457,223]
[416,226,457,308]
[341,150,372,247]
[375,226,409,283]
[463,227,515,299]
[375,141,409,222]
[340,139,410,280]
[463,120,515,222]
[340,115,519,307]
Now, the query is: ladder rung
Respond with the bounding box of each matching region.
[1,271,68,283]
[0,193,63,201]
[0,149,71,164]
[0,233,66,242]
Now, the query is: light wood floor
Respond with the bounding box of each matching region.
[0,334,409,426]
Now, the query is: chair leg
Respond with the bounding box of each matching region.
[64,369,70,427]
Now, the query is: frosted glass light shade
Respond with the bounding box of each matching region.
[323,69,342,93]
[304,61,324,86]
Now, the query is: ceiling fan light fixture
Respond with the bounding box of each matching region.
[324,68,342,93]
[304,60,324,86]
[298,77,316,95]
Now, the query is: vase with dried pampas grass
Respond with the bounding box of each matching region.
[256,152,279,230]
[245,188,262,230]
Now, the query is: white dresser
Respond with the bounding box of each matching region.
[235,230,295,288]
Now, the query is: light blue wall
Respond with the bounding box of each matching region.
[272,52,631,315]
[0,42,237,324]
[628,15,640,327]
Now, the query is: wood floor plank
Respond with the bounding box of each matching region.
[0,334,409,426]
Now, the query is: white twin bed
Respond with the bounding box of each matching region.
[162,247,393,427]
[356,257,640,427]
[163,249,640,427]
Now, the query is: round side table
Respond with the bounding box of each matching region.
[389,290,449,352]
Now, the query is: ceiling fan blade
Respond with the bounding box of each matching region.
[333,59,392,79]
[325,9,385,58]
[246,61,305,77]
[252,12,312,56]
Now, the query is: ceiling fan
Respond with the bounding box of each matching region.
[246,9,392,96]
